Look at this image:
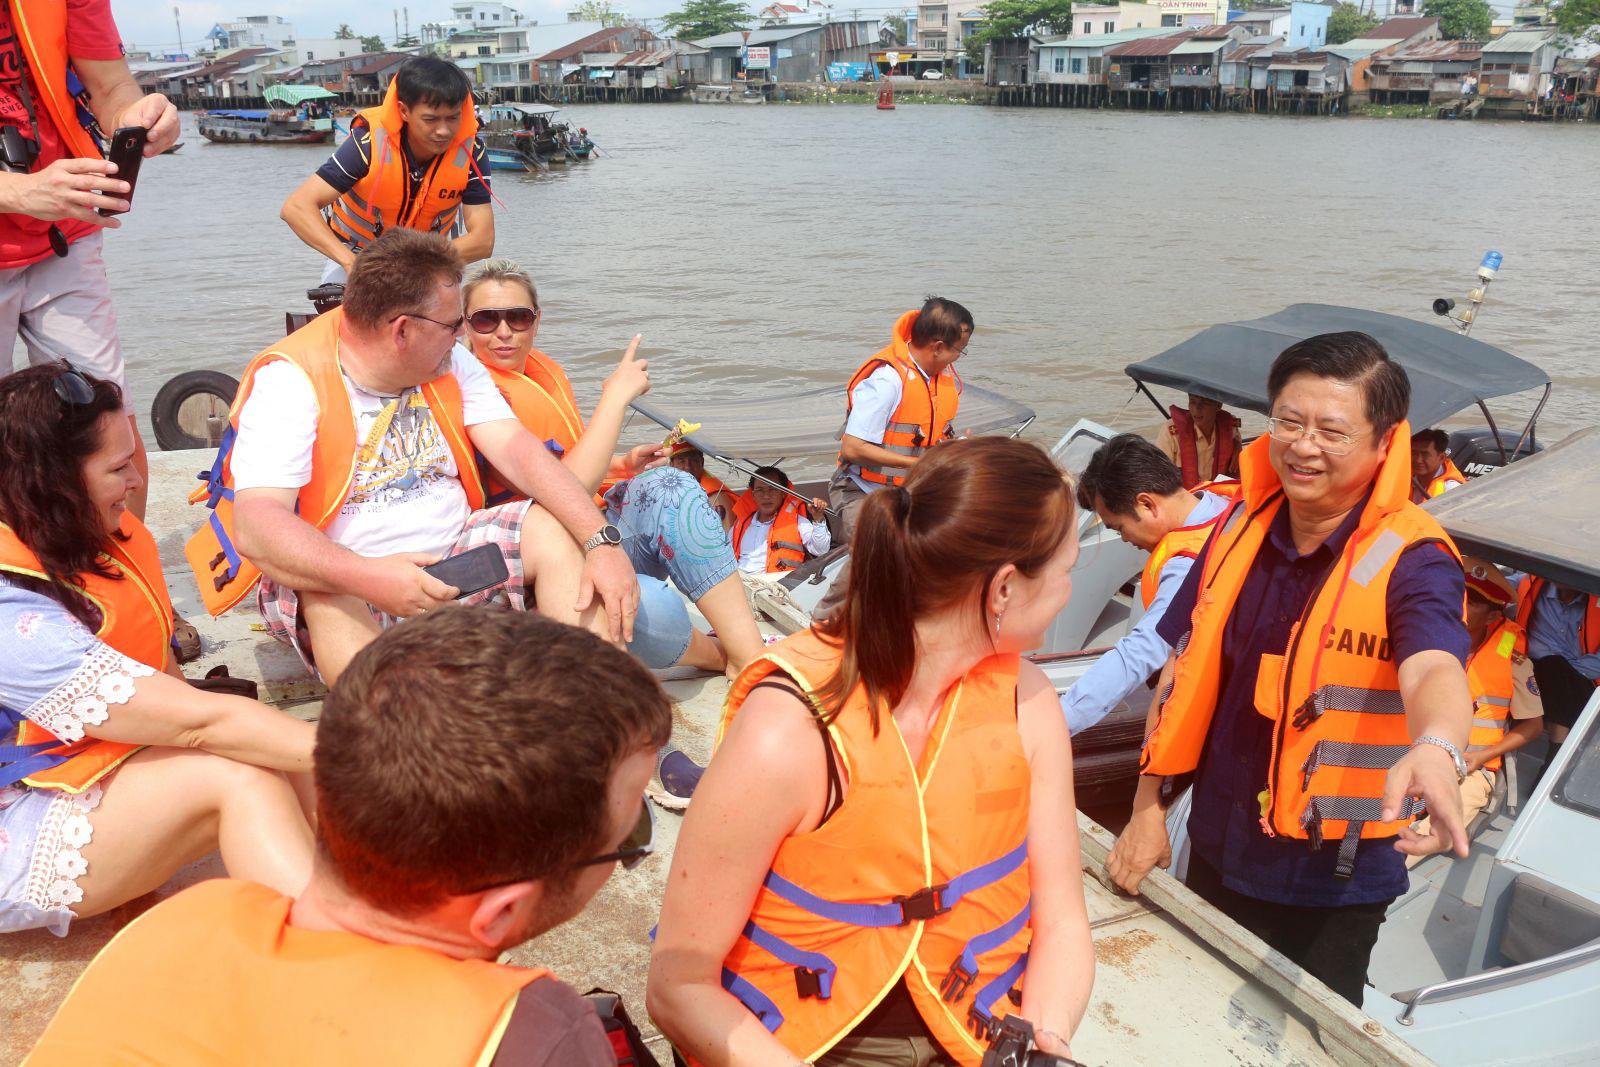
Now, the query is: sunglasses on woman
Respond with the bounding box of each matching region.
[52,362,94,406]
[468,306,538,334]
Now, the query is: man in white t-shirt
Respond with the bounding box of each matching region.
[733,466,831,577]
[226,229,637,682]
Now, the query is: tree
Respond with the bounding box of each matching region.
[884,13,908,44]
[1554,0,1600,45]
[1423,0,1493,40]
[572,0,629,27]
[360,34,385,53]
[965,0,1075,63]
[335,24,355,39]
[662,0,752,39]
[1325,2,1380,45]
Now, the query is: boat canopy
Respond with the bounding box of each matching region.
[630,384,1035,464]
[487,102,561,117]
[1424,427,1600,595]
[1125,304,1551,430]
[264,84,337,106]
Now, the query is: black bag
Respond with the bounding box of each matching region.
[584,988,664,1067]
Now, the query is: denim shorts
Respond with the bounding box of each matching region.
[627,576,692,669]
[607,467,737,602]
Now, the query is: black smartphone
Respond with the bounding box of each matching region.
[422,543,509,599]
[98,126,147,216]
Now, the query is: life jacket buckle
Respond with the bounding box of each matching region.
[1291,694,1320,731]
[213,573,234,592]
[965,1004,997,1042]
[792,965,826,999]
[894,883,949,924]
[209,552,227,571]
[939,959,976,1003]
[911,428,926,448]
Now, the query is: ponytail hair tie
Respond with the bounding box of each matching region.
[893,484,912,517]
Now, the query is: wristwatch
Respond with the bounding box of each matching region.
[1412,735,1468,780]
[581,524,622,553]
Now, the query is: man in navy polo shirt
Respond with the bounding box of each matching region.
[1107,332,1474,1006]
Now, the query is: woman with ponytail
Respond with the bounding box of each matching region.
[649,437,1094,1067]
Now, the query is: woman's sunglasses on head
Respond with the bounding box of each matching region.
[52,361,94,406]
[468,306,538,334]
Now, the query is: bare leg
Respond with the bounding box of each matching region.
[298,591,384,687]
[518,504,608,639]
[677,630,727,672]
[127,413,150,522]
[72,747,314,917]
[695,574,764,677]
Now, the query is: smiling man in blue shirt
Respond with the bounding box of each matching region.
[1060,434,1232,735]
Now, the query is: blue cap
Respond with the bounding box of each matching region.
[1481,251,1503,271]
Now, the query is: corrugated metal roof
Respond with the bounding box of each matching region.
[1325,43,1384,60]
[1482,28,1559,53]
[695,23,821,48]
[1193,24,1236,39]
[1038,28,1170,49]
[1222,42,1278,62]
[617,48,677,67]
[1377,39,1482,62]
[1107,30,1197,58]
[1171,38,1231,55]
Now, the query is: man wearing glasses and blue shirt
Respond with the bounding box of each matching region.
[32,608,668,1065]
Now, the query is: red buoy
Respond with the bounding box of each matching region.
[877,81,895,110]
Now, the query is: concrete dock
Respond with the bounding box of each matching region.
[2,450,1359,1065]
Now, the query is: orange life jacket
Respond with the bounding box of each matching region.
[1424,457,1467,498]
[0,514,170,794]
[1142,423,1463,878]
[26,879,549,1066]
[840,310,962,489]
[1465,618,1525,773]
[1137,484,1237,610]
[1167,405,1240,489]
[710,630,1031,1066]
[732,497,809,573]
[184,308,484,616]
[475,348,606,508]
[325,80,480,252]
[1516,576,1600,666]
[9,0,104,161]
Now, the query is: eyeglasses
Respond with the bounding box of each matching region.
[390,311,465,332]
[52,361,94,406]
[459,795,656,895]
[577,796,656,871]
[1265,417,1364,457]
[468,306,539,334]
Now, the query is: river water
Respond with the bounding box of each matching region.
[102,105,1599,450]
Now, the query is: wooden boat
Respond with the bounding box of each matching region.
[478,102,594,165]
[195,109,331,144]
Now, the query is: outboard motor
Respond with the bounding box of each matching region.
[1448,427,1539,479]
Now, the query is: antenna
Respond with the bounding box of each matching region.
[174,5,183,52]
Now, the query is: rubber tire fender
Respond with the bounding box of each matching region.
[150,369,239,451]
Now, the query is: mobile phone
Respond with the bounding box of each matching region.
[422,543,509,599]
[98,126,148,216]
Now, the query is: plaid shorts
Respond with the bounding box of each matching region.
[257,500,532,679]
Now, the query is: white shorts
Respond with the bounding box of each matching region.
[0,231,125,397]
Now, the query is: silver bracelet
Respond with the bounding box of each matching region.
[1412,734,1467,780]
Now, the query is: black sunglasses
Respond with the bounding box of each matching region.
[390,311,465,332]
[460,795,656,895]
[468,306,538,334]
[578,795,656,871]
[52,362,94,406]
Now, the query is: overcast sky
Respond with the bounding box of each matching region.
[109,1,1524,56]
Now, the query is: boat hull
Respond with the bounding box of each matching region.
[196,116,332,144]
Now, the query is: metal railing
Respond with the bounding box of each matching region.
[1396,939,1600,1025]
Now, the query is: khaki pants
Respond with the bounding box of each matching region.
[815,467,872,620]
[1406,769,1495,868]
[815,1033,956,1067]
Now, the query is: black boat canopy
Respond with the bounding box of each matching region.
[1425,427,1600,596]
[629,384,1034,465]
[1125,304,1551,430]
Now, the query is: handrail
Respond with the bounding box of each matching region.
[1395,938,1600,1025]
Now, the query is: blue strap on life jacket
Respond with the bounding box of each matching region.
[722,967,784,1033]
[740,918,838,1001]
[474,439,566,508]
[761,837,1028,928]
[0,706,66,789]
[965,949,1029,1043]
[940,899,1031,1003]
[195,424,238,510]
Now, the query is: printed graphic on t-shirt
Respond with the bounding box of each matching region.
[342,390,457,516]
[0,15,34,132]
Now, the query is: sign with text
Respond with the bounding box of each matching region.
[746,46,772,69]
[828,62,871,81]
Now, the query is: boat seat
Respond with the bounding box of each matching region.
[1498,873,1600,966]
[780,545,848,589]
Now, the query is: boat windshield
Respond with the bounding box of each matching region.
[1553,691,1600,821]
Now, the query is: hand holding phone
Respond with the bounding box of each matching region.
[422,543,511,601]
[98,126,147,216]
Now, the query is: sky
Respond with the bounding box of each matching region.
[110,0,1526,56]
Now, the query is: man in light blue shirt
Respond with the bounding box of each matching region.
[1524,580,1600,777]
[1060,434,1233,735]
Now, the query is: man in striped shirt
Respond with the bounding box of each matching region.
[280,57,493,284]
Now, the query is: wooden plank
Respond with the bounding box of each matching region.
[1076,814,1438,1067]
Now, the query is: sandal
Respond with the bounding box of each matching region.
[170,609,203,664]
